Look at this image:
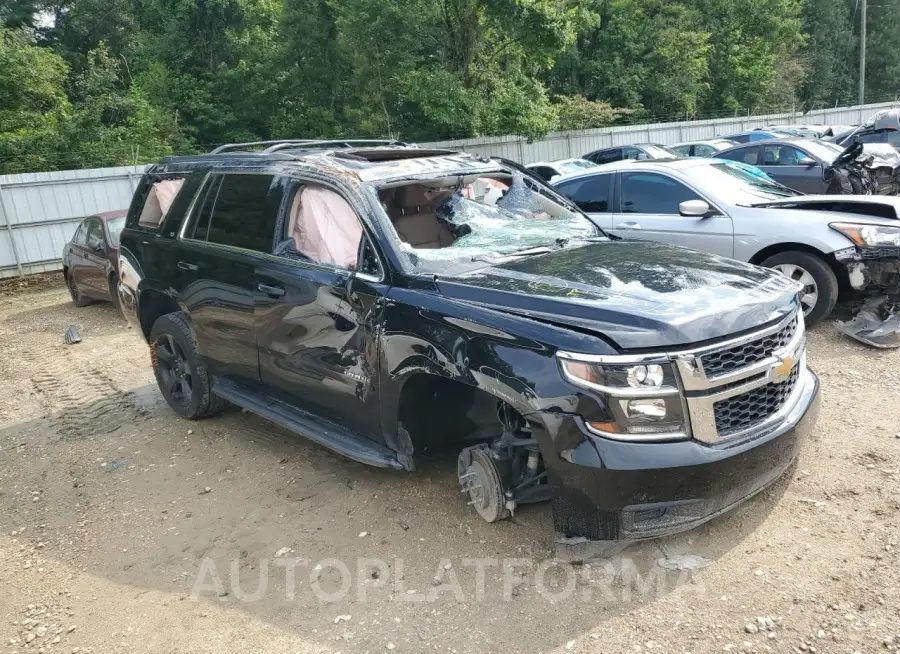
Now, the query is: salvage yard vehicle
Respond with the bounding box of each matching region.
[716,130,790,143]
[552,158,900,326]
[62,210,127,308]
[831,107,900,149]
[117,141,819,551]
[715,138,897,195]
[670,138,738,157]
[582,143,681,165]
[526,158,598,182]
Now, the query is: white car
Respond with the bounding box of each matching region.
[526,158,598,182]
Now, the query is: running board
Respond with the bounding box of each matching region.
[212,379,405,470]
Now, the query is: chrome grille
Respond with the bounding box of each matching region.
[713,365,800,437]
[701,316,798,378]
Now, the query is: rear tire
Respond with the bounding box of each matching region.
[66,272,93,307]
[149,312,226,419]
[761,251,838,327]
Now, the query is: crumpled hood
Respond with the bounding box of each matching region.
[436,240,800,350]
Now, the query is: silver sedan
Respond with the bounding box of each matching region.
[552,158,900,326]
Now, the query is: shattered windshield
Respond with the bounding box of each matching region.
[378,172,603,274]
[683,161,798,203]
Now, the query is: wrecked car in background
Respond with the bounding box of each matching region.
[117,141,819,555]
[552,158,900,326]
[715,139,898,196]
[832,107,900,149]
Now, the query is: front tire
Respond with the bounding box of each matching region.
[149,312,226,419]
[761,251,838,327]
[107,273,122,313]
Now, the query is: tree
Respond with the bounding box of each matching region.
[0,28,71,173]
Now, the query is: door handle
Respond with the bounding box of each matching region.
[258,283,286,298]
[619,222,642,229]
[177,261,199,271]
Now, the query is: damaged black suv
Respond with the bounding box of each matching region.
[118,140,821,550]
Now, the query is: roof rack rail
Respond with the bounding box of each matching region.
[265,139,413,153]
[210,139,414,155]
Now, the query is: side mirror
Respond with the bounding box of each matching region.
[679,199,712,217]
[797,156,817,167]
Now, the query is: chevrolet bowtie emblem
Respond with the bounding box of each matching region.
[774,356,794,378]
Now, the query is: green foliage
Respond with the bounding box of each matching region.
[0,0,898,174]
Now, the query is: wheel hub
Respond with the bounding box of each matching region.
[772,263,818,316]
[457,445,509,523]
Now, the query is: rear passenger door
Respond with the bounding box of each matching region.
[175,172,284,383]
[253,180,386,440]
[553,173,614,229]
[610,171,734,257]
[718,145,761,167]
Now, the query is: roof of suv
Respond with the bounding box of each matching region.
[157,144,502,184]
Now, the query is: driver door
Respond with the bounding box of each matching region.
[253,180,386,440]
[610,171,734,257]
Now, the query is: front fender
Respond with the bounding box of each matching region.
[377,287,617,455]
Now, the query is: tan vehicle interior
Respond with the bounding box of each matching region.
[377,175,575,250]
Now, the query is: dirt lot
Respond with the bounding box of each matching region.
[0,279,898,654]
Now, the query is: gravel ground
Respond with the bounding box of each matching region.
[0,280,898,654]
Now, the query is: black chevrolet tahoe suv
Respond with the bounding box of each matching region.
[118,139,821,549]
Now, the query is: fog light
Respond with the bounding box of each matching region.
[624,398,667,420]
[626,364,665,388]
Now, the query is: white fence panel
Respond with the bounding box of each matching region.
[0,165,147,278]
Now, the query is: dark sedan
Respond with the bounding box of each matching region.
[714,138,848,193]
[582,143,681,165]
[62,210,127,307]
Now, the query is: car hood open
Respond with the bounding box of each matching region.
[435,240,800,350]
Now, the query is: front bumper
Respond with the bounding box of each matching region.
[534,368,820,542]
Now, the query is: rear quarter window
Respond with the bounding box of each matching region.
[127,172,204,235]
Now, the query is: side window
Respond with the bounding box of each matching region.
[73,221,88,246]
[204,174,281,253]
[720,147,758,165]
[622,147,643,160]
[279,184,368,272]
[135,178,186,230]
[621,173,701,215]
[85,219,104,249]
[190,175,224,241]
[888,132,900,146]
[694,145,715,157]
[762,145,807,166]
[673,145,692,157]
[555,175,611,213]
[590,149,621,165]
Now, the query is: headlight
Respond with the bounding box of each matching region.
[830,222,900,247]
[559,357,689,441]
